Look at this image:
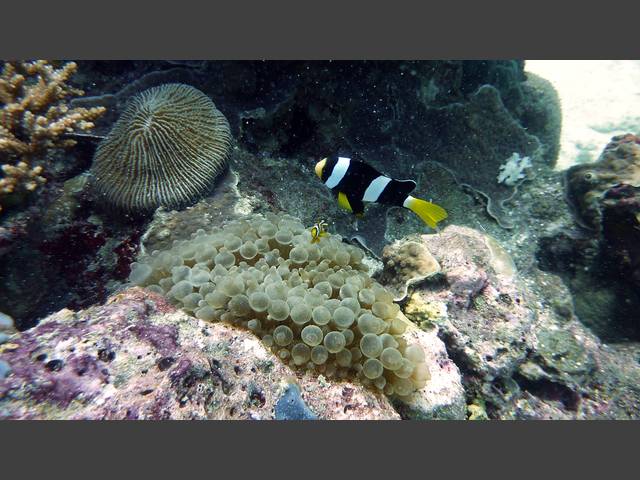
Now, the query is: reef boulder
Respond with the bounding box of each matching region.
[0,288,464,420]
[562,134,640,291]
[385,225,640,419]
[600,183,640,287]
[564,133,640,230]
[398,225,534,385]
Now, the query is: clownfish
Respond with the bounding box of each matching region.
[310,219,329,243]
[314,156,447,229]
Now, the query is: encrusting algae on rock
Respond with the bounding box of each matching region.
[404,294,448,329]
[129,212,430,397]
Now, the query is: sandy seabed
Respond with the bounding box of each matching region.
[526,60,640,170]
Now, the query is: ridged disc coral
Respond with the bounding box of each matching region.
[90,83,231,212]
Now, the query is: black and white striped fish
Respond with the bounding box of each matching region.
[310,219,329,243]
[314,155,447,229]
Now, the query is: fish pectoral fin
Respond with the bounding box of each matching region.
[337,192,353,212]
[337,191,365,217]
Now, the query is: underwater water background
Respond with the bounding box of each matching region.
[1,60,640,419]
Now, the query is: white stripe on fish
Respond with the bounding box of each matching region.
[362,175,392,202]
[324,156,351,188]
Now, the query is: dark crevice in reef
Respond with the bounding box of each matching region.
[436,330,479,379]
[1,200,145,331]
[536,232,640,343]
[536,136,640,343]
[277,106,318,158]
[513,373,581,412]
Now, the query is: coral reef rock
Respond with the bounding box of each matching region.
[554,134,640,329]
[90,83,231,213]
[390,317,466,419]
[72,61,559,229]
[401,226,534,384]
[0,288,464,420]
[379,238,441,301]
[235,62,549,228]
[412,85,542,228]
[564,133,640,230]
[600,183,640,288]
[389,225,640,419]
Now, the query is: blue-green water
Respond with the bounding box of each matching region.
[1,60,639,420]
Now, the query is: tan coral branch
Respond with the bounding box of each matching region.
[0,60,106,212]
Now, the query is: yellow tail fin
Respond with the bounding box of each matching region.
[404,196,448,229]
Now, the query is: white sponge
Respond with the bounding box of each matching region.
[497,152,532,186]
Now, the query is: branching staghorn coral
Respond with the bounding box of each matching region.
[0,60,106,212]
[0,161,45,197]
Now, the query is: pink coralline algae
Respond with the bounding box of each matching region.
[0,288,464,419]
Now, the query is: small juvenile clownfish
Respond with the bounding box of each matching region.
[310,219,329,243]
[314,156,448,229]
